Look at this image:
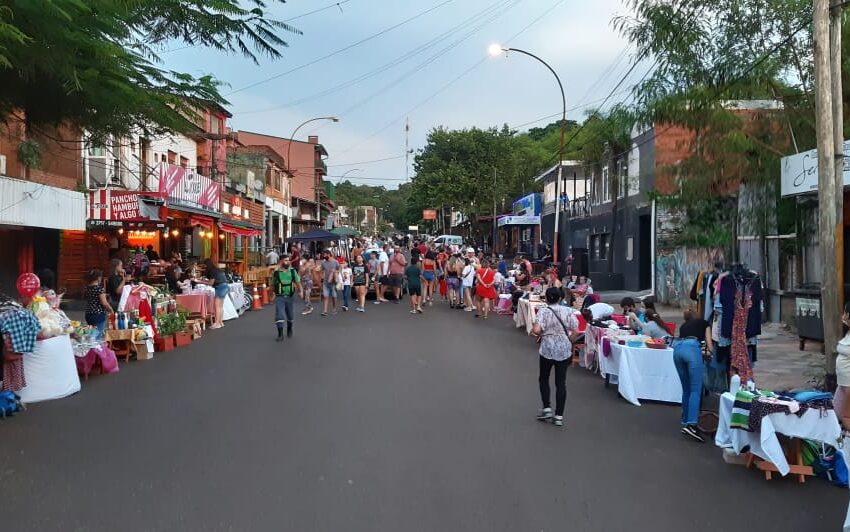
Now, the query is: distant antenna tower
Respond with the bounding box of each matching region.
[405,117,410,181]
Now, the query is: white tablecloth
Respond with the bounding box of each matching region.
[514,299,546,334]
[19,335,81,403]
[715,392,841,476]
[598,343,681,406]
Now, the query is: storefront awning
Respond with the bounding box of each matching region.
[190,215,215,229]
[497,215,541,227]
[220,222,262,237]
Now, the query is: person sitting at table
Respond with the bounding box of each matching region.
[640,309,670,339]
[145,245,160,262]
[673,308,713,443]
[573,275,592,296]
[620,297,642,331]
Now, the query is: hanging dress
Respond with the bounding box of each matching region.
[730,285,754,383]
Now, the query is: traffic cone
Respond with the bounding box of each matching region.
[261,283,269,305]
[251,285,262,310]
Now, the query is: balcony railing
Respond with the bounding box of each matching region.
[568,197,591,218]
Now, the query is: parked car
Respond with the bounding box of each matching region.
[432,234,463,248]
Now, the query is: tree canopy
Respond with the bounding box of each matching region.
[0,1,298,141]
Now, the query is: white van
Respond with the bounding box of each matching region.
[432,235,463,248]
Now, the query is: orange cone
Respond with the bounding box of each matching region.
[251,285,262,310]
[261,283,269,305]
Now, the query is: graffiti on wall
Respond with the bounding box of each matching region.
[655,247,725,307]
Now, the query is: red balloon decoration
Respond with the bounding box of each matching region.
[16,273,40,298]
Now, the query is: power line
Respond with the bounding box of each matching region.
[226,0,454,96]
[332,0,565,159]
[328,155,406,167]
[235,0,516,114]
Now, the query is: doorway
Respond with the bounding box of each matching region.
[638,215,651,290]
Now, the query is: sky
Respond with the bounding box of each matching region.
[162,0,637,188]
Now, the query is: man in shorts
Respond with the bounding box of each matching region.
[320,250,340,316]
[388,246,407,302]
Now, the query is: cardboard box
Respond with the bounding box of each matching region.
[133,341,154,361]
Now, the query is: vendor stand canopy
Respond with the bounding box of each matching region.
[288,228,341,242]
[332,226,359,237]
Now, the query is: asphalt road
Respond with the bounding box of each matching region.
[1,300,846,531]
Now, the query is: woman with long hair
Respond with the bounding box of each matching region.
[202,259,228,329]
[421,248,438,306]
[351,254,369,312]
[84,269,114,335]
[531,287,579,427]
[475,259,498,319]
[641,309,670,339]
[461,258,476,312]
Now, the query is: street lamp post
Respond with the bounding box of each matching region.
[336,168,363,185]
[489,44,566,263]
[285,116,339,230]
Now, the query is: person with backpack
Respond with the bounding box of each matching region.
[272,254,301,341]
[531,287,580,427]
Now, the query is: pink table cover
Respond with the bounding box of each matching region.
[176,294,211,318]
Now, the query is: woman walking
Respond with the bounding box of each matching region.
[405,256,424,314]
[352,254,370,312]
[300,254,315,315]
[421,249,437,305]
[475,260,498,319]
[446,253,462,309]
[531,287,579,427]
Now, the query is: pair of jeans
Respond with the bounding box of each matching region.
[85,313,107,336]
[672,338,704,426]
[539,356,569,416]
[275,296,295,325]
[342,285,351,307]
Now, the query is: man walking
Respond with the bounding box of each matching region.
[271,254,301,341]
[320,250,340,316]
[265,247,280,266]
[388,246,407,303]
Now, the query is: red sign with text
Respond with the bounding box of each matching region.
[89,190,149,221]
[158,163,220,213]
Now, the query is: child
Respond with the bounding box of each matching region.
[340,259,353,311]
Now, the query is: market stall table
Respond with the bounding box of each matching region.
[19,335,80,403]
[715,392,840,481]
[514,298,547,334]
[598,341,682,406]
[177,293,212,321]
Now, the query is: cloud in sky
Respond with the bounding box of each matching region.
[163,0,635,188]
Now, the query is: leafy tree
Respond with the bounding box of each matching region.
[0,1,298,143]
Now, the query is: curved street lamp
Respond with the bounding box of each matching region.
[336,168,363,185]
[489,44,566,263]
[283,116,339,234]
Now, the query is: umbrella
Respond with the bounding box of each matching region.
[332,226,359,237]
[287,228,341,242]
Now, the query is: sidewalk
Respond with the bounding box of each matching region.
[596,290,825,391]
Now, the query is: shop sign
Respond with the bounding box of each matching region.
[408,225,419,231]
[781,140,850,197]
[158,163,220,212]
[497,215,541,227]
[512,193,542,216]
[422,209,437,220]
[88,190,152,221]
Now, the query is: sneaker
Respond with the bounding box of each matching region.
[464,307,473,312]
[682,425,705,443]
[373,301,381,305]
[356,307,365,312]
[342,306,349,312]
[416,307,424,313]
[320,312,328,317]
[301,308,313,316]
[536,407,553,421]
[428,300,433,306]
[410,309,417,314]
[553,416,564,427]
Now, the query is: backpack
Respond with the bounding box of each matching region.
[274,269,296,297]
[0,391,24,418]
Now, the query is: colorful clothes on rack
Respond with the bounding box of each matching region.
[0,308,40,353]
[730,287,754,382]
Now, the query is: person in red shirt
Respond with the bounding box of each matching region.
[417,242,427,256]
[289,243,301,271]
[387,246,407,302]
[475,260,498,319]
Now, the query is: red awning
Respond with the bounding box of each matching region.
[190,215,214,229]
[220,223,262,237]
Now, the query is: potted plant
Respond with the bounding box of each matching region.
[154,312,182,352]
[171,307,192,348]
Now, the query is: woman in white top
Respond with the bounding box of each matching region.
[835,303,850,430]
[461,258,476,312]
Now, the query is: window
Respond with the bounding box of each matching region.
[167,150,177,165]
[591,235,600,260]
[617,163,626,199]
[544,180,556,204]
[180,156,189,169]
[601,233,610,260]
[88,145,106,157]
[626,237,634,261]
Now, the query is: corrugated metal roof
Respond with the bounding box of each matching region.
[0,175,86,230]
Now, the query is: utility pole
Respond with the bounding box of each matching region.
[830,0,845,331]
[814,0,840,379]
[492,167,498,253]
